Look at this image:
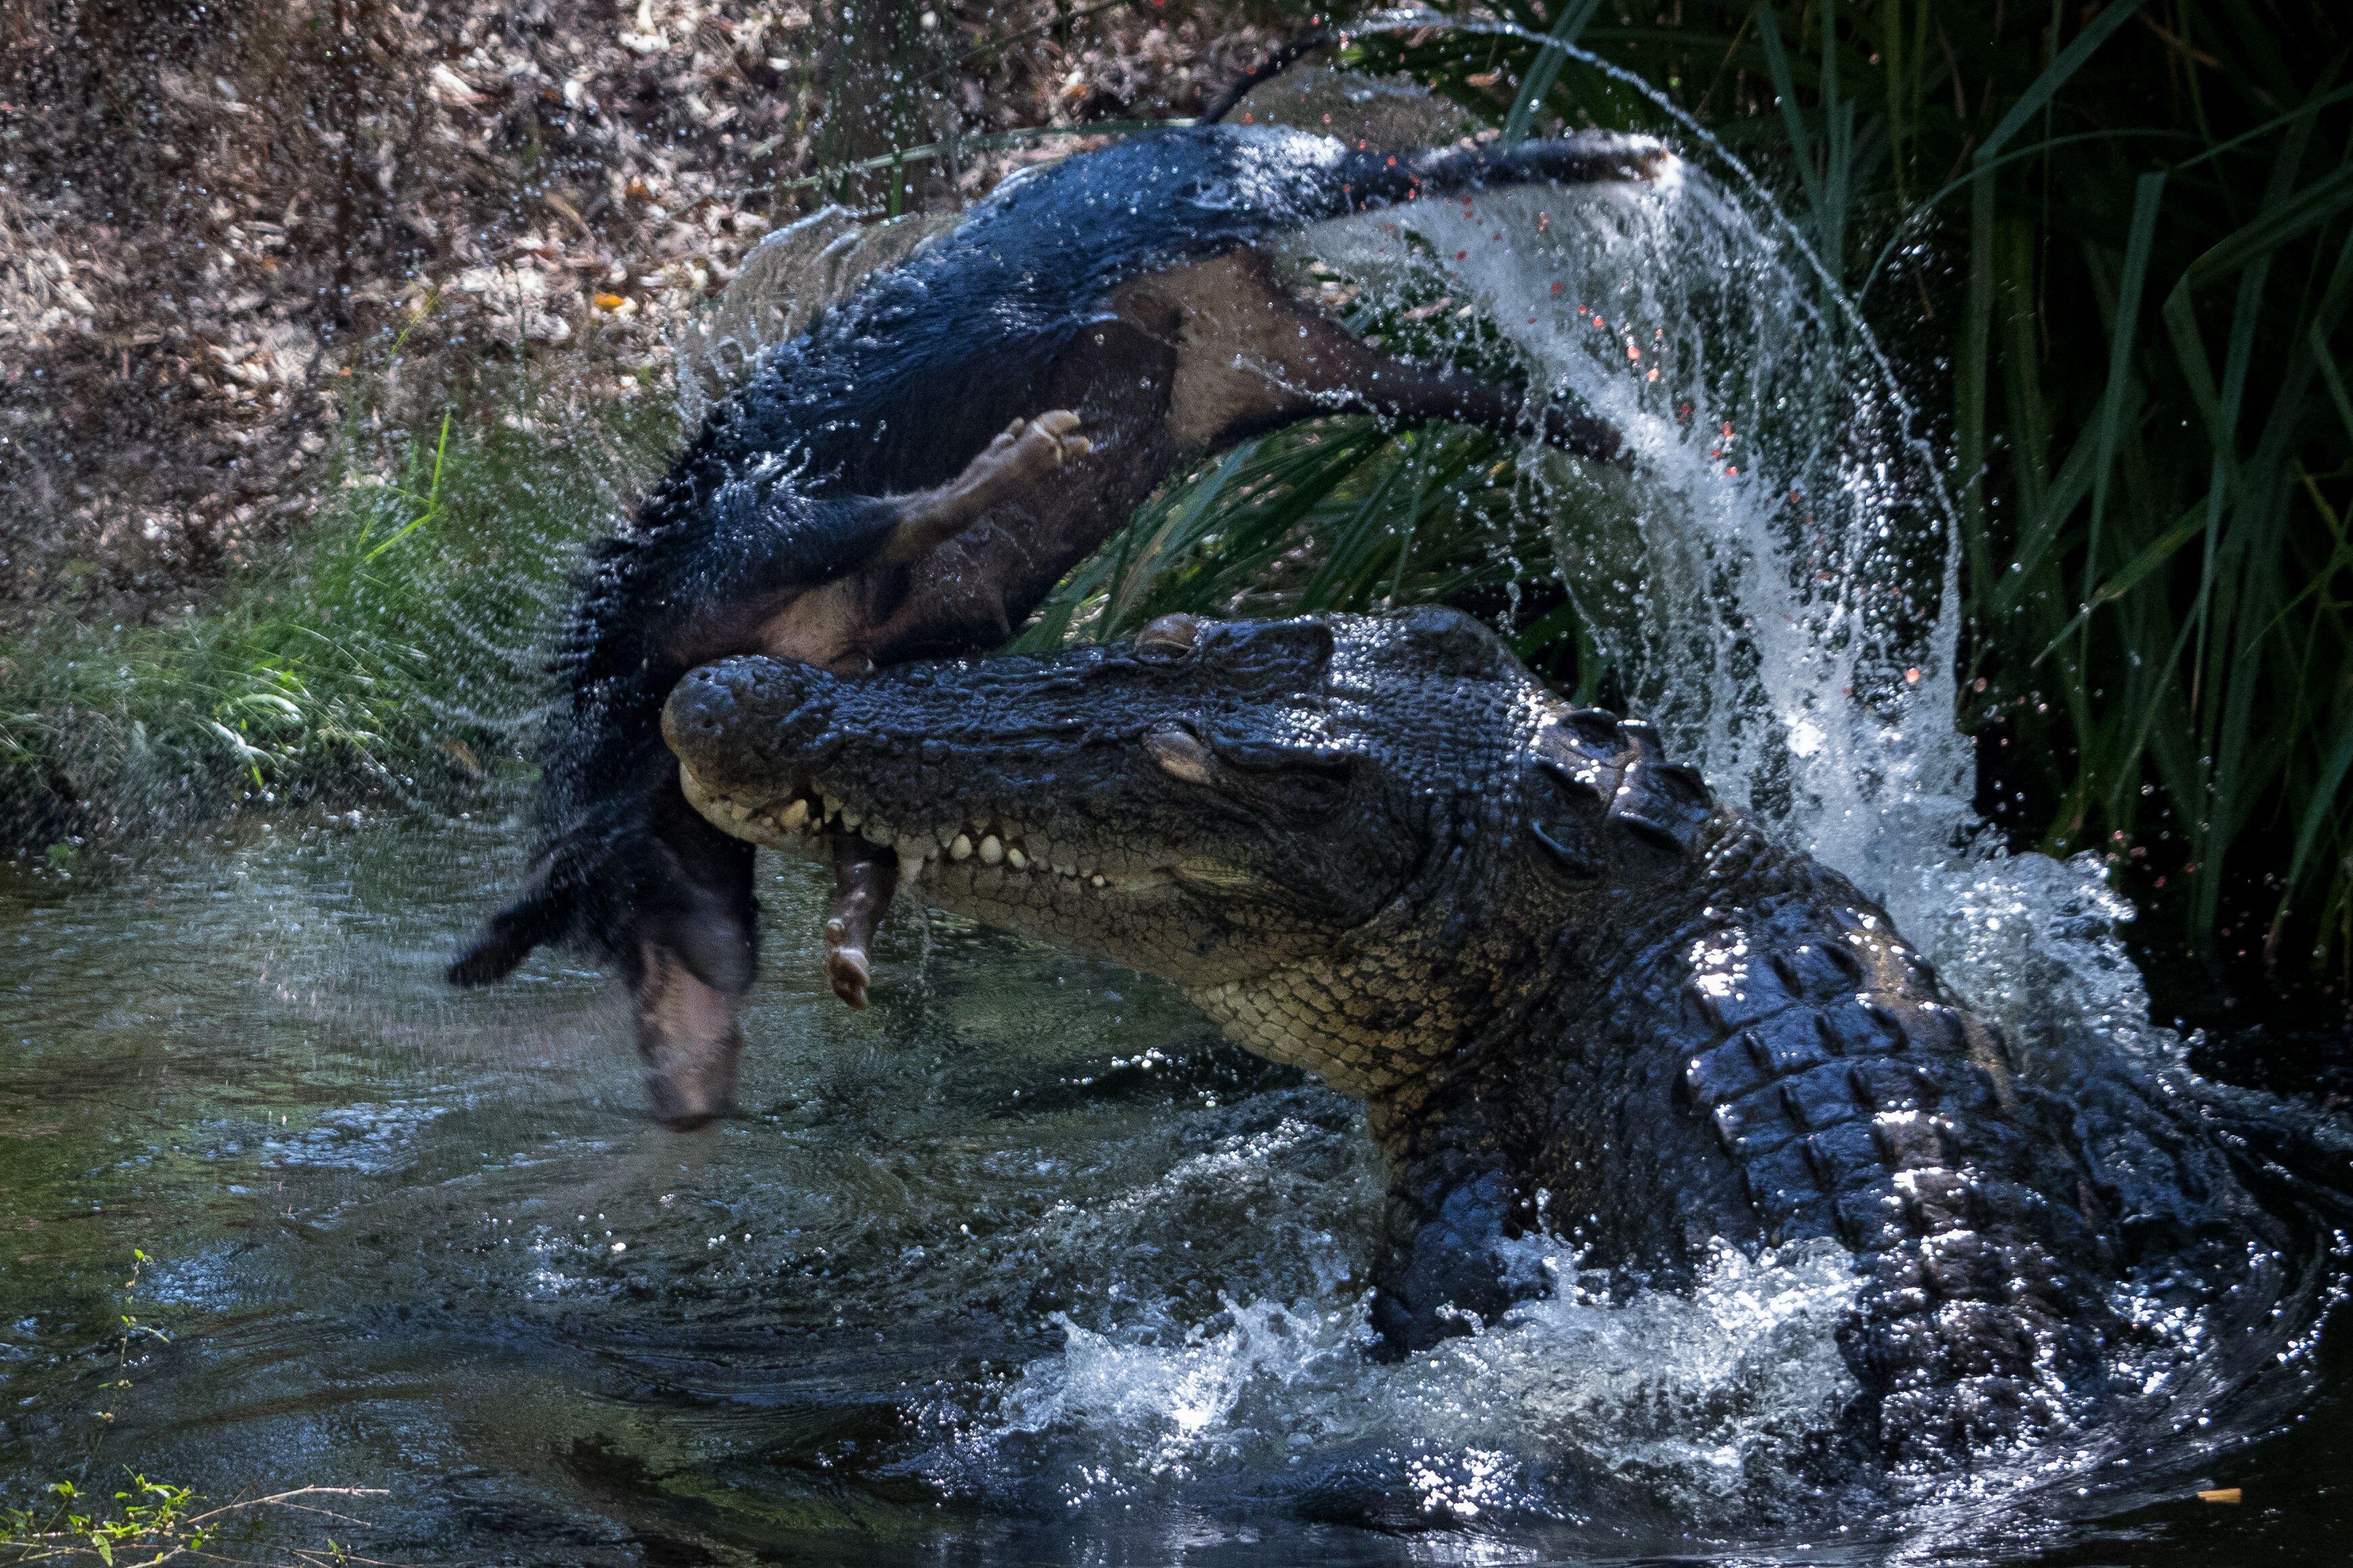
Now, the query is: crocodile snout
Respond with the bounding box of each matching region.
[662,656,837,801]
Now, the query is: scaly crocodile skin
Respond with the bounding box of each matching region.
[661,607,2311,1471]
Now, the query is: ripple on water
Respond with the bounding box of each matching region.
[259,1095,464,1173]
[5,72,2351,1561]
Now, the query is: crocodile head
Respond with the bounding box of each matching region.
[661,608,1714,1101]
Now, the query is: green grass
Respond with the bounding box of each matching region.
[1025,0,2353,986]
[0,376,679,851]
[14,0,2350,989]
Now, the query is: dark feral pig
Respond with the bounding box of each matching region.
[448,124,1672,1127]
[662,609,2353,1470]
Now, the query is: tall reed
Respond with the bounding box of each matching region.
[1060,1,2352,984]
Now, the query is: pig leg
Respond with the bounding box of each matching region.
[736,412,1092,1009]
[822,835,900,1009]
[1146,249,1625,462]
[879,410,1093,561]
[822,417,1079,1009]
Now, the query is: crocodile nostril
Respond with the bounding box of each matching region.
[663,658,840,781]
[1136,612,1202,656]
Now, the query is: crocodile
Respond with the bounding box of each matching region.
[445,124,1665,1127]
[656,607,2333,1468]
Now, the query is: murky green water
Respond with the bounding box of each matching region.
[1,814,2347,1565]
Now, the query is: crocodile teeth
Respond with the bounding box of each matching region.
[814,807,1119,886]
[777,799,810,832]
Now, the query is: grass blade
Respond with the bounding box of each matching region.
[1502,0,1601,145]
[1976,0,2148,164]
[2080,172,2167,664]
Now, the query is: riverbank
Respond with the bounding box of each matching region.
[1,0,1281,848]
[9,2,2351,1016]
[1,354,680,850]
[0,0,1279,606]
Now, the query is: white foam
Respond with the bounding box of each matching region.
[916,1124,1860,1519]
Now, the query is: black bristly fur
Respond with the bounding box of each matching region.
[448,126,1667,995]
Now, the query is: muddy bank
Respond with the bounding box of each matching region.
[0,0,1279,614]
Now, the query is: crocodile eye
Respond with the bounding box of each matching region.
[1144,725,1215,786]
[1209,738,1356,822]
[1135,613,1201,659]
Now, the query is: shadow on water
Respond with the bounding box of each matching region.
[0,813,2345,1566]
[3,45,2349,1564]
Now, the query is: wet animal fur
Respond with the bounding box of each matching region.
[448,124,1667,1122]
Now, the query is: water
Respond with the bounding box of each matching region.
[1,815,2346,1564]
[3,84,2350,1566]
[6,817,2343,1565]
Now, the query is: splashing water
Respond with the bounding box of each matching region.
[1297,145,2173,1066]
[1328,18,2170,1074]
[921,55,2287,1529]
[4,56,2344,1567]
[1301,172,1972,883]
[918,1162,1862,1527]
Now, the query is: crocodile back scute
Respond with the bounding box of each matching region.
[1493,685,2316,1466]
[1656,850,2121,1456]
[1522,707,1717,882]
[1511,686,2133,1462]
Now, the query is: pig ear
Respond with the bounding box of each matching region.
[446,865,569,987]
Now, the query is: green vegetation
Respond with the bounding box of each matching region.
[8,0,2347,992]
[1015,419,1602,663]
[0,375,677,849]
[1046,1,2353,986]
[0,1479,376,1567]
[0,1250,381,1565]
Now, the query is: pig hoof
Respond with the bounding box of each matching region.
[825,918,872,1009]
